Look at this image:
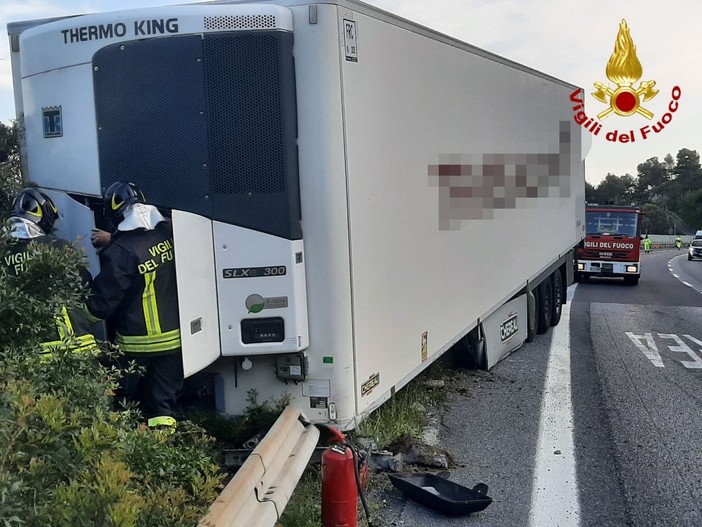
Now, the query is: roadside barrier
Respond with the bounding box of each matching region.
[199,405,320,527]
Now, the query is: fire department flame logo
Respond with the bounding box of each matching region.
[592,20,658,120]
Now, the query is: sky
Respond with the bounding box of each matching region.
[1,0,700,185]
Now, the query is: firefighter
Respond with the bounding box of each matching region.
[643,235,652,254]
[85,182,182,429]
[2,188,97,358]
[675,235,683,250]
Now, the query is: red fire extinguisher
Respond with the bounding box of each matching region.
[321,426,371,527]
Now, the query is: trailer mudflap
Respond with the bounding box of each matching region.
[482,294,528,370]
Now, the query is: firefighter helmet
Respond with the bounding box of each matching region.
[11,188,59,234]
[102,181,145,228]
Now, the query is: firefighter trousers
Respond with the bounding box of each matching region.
[118,350,184,420]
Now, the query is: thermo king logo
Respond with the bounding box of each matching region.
[42,106,62,138]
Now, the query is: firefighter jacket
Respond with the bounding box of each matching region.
[1,234,98,358]
[85,221,181,355]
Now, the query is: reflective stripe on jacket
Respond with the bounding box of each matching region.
[40,306,98,359]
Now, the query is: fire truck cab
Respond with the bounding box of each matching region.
[575,204,642,285]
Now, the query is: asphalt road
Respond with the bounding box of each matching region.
[375,248,702,526]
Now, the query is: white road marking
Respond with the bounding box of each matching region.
[624,333,702,369]
[625,332,664,367]
[667,254,702,295]
[660,334,702,369]
[529,297,581,527]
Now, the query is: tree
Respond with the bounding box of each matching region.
[636,157,669,202]
[673,148,701,193]
[594,173,636,205]
[0,120,22,217]
[641,203,670,234]
[585,180,597,203]
[619,174,636,203]
[593,148,702,233]
[663,153,675,173]
[0,121,18,164]
[656,148,702,214]
[677,189,702,230]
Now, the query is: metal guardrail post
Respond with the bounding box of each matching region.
[199,405,320,527]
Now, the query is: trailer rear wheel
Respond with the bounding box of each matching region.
[550,270,563,327]
[536,279,552,334]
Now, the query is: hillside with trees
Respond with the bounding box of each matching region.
[586,148,702,234]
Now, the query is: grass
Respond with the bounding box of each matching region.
[276,465,322,527]
[354,361,452,449]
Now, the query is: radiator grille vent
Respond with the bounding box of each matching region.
[205,33,284,195]
[204,15,276,30]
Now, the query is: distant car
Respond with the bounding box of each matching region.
[688,240,702,260]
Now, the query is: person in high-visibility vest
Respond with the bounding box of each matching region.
[85,182,182,429]
[675,235,683,250]
[643,235,652,254]
[2,188,98,358]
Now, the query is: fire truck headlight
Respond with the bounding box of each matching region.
[577,263,585,271]
[626,265,638,273]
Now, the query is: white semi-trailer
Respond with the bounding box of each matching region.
[8,0,586,429]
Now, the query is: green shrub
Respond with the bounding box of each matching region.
[0,237,87,349]
[186,389,290,445]
[0,211,225,525]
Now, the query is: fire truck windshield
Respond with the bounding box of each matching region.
[586,210,638,236]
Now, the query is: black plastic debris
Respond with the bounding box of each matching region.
[388,472,492,516]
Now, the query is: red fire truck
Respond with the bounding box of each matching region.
[575,204,642,285]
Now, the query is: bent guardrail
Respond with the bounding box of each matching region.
[199,405,319,527]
